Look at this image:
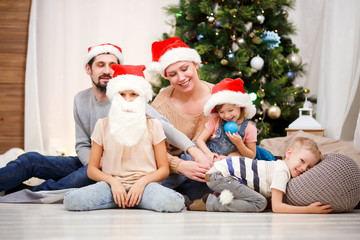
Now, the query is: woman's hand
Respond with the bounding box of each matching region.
[178,160,210,182]
[126,180,146,207]
[109,178,127,208]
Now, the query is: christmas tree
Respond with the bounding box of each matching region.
[153,0,314,142]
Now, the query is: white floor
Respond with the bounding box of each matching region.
[0,204,359,240]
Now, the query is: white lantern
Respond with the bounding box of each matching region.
[288,98,322,130]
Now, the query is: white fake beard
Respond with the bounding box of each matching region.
[108,94,147,146]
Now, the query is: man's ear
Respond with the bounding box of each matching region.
[85,64,91,75]
[284,148,292,160]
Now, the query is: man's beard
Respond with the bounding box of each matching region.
[92,74,112,92]
[108,94,147,146]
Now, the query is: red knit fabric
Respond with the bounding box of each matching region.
[111,65,146,78]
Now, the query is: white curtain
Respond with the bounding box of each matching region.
[25,0,360,155]
[289,0,360,139]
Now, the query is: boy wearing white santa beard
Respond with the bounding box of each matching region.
[108,90,148,146]
[64,65,185,212]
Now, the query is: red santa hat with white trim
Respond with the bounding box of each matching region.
[204,78,256,119]
[106,65,153,102]
[148,37,201,77]
[84,43,124,67]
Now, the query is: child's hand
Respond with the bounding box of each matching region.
[207,152,219,161]
[109,178,127,208]
[214,155,227,162]
[307,202,333,214]
[225,132,243,145]
[126,181,146,207]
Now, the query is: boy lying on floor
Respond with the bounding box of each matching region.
[188,137,333,214]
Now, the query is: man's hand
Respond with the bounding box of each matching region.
[178,161,210,182]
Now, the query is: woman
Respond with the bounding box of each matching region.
[149,37,214,200]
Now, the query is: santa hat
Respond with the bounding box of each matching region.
[106,65,153,102]
[148,37,201,77]
[84,43,124,67]
[204,78,256,119]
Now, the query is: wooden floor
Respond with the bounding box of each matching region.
[0,204,359,240]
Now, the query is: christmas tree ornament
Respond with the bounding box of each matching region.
[207,13,215,22]
[261,31,281,49]
[220,59,229,66]
[283,10,289,19]
[252,36,262,44]
[176,12,183,18]
[232,42,239,52]
[260,76,267,84]
[215,21,222,28]
[267,104,281,119]
[215,49,223,59]
[261,101,270,110]
[257,14,265,24]
[214,3,220,14]
[197,34,204,41]
[286,71,295,80]
[237,37,245,45]
[227,51,235,59]
[245,22,253,32]
[304,88,310,94]
[287,95,295,106]
[257,89,265,98]
[287,52,302,66]
[249,92,257,101]
[250,55,264,70]
[224,121,239,134]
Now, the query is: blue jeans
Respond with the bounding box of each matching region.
[161,152,211,201]
[63,181,185,212]
[0,152,95,192]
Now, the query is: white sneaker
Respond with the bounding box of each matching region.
[0,148,25,168]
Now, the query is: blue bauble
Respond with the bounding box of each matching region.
[287,71,295,80]
[224,121,239,134]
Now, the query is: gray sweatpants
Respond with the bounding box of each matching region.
[206,172,267,212]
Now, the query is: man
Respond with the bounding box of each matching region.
[0,43,210,193]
